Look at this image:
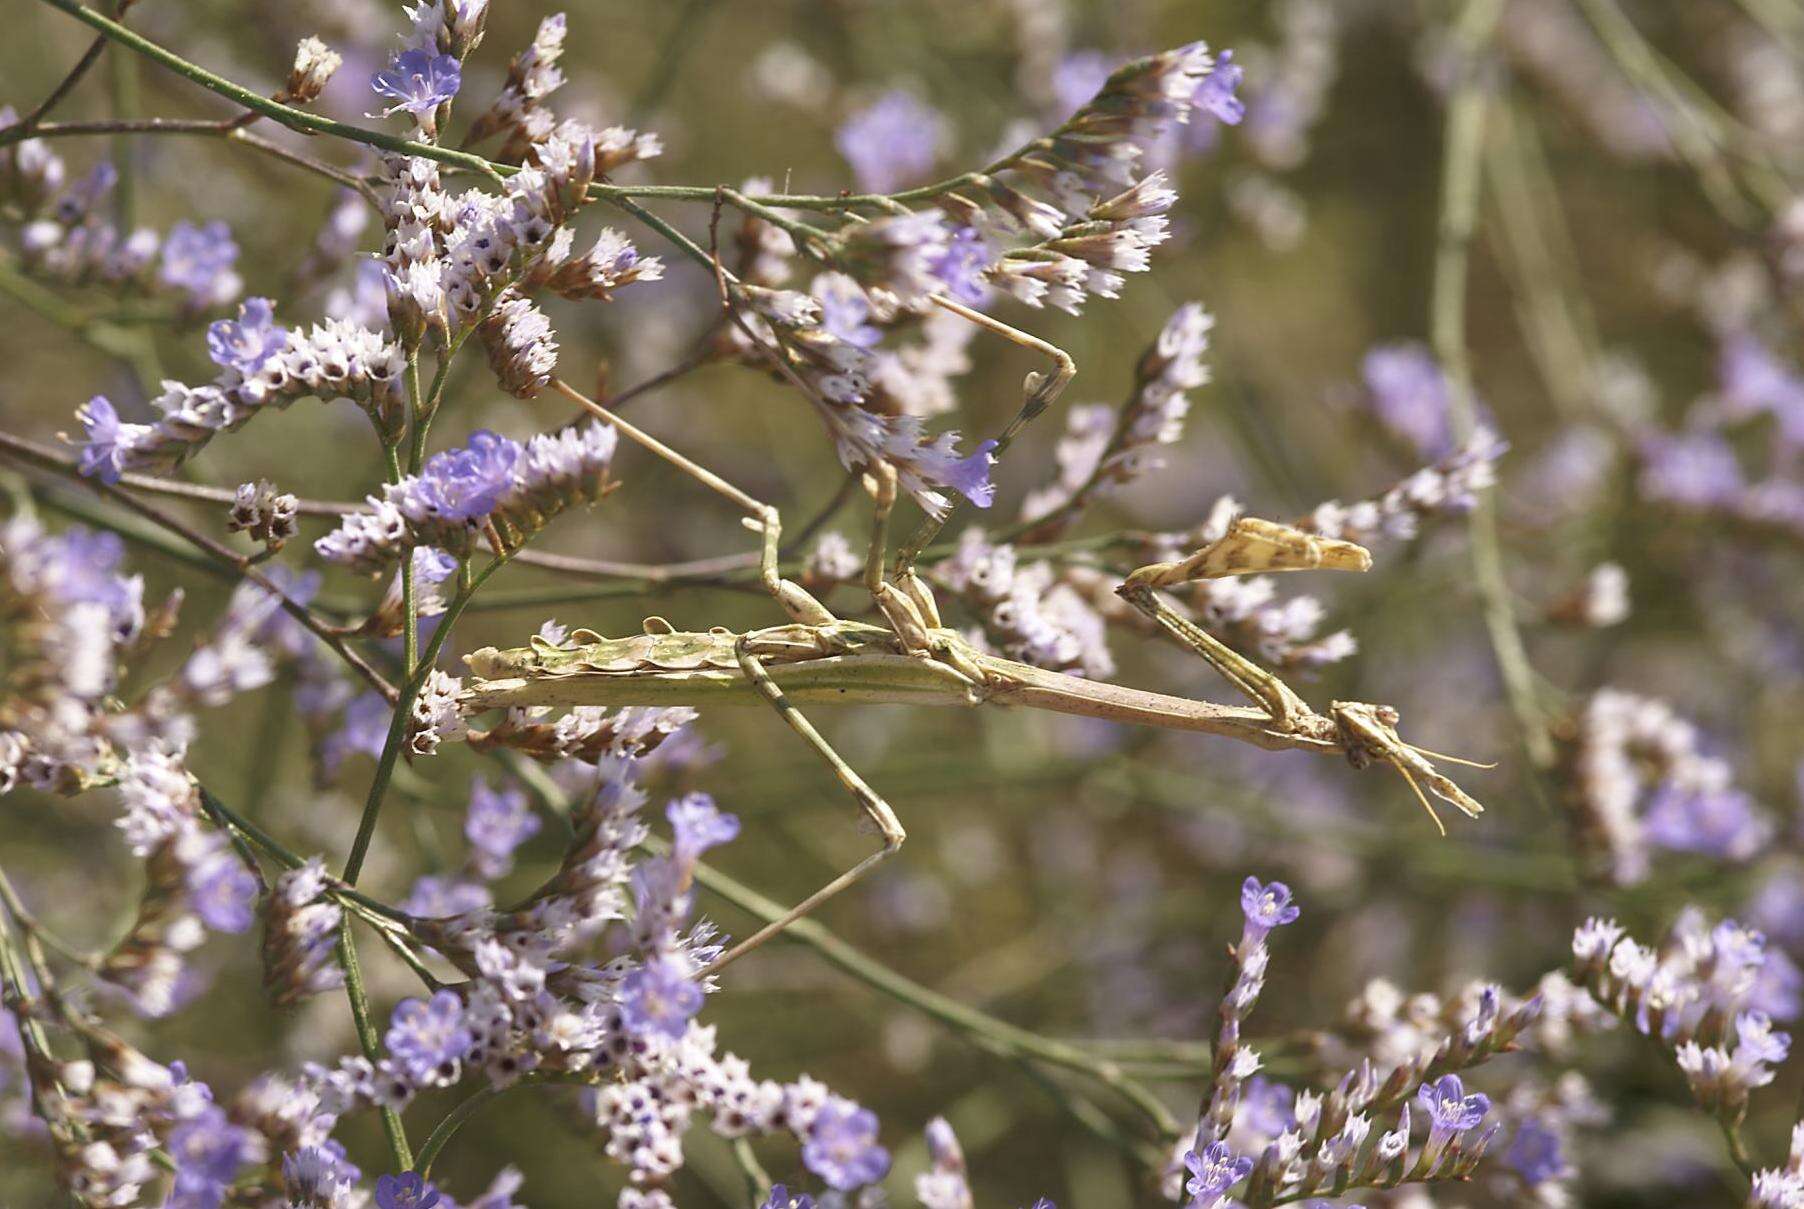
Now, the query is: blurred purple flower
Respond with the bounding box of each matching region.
[372,49,462,116]
[465,776,540,879]
[1506,1118,1567,1186]
[282,1143,360,1206]
[1719,332,1804,445]
[1638,431,1743,507]
[929,225,993,305]
[385,989,473,1085]
[376,1172,441,1209]
[835,90,946,193]
[1643,783,1770,862]
[935,439,998,509]
[804,1098,891,1190]
[187,854,259,934]
[159,219,240,307]
[1362,343,1452,456]
[167,1105,254,1209]
[667,794,740,865]
[76,395,136,483]
[400,875,492,919]
[1052,50,1117,116]
[1194,50,1245,125]
[1184,1141,1253,1208]
[206,297,288,375]
[815,274,882,348]
[620,954,704,1040]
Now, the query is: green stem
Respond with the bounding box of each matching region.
[341,553,509,885]
[1430,0,1555,773]
[414,1083,503,1176]
[339,917,413,1170]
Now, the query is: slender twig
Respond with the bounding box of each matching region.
[1430,0,1556,772]
[339,917,414,1170]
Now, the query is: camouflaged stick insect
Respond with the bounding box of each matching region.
[462,396,1492,967]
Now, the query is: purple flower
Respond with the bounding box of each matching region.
[167,1105,254,1209]
[402,429,522,524]
[1240,1076,1296,1137]
[835,90,946,193]
[372,49,462,116]
[928,226,993,306]
[384,989,473,1085]
[400,875,492,919]
[76,395,136,483]
[1643,783,1769,862]
[206,296,288,375]
[760,1187,816,1209]
[159,219,240,307]
[320,691,392,778]
[942,438,998,509]
[1750,947,1804,1022]
[464,776,540,879]
[1183,1141,1253,1208]
[620,954,704,1040]
[1505,1118,1566,1185]
[803,1097,891,1190]
[1362,343,1452,457]
[1720,332,1804,444]
[1638,431,1743,507]
[815,274,883,349]
[376,1172,442,1209]
[187,853,259,933]
[667,794,740,865]
[1417,1074,1490,1150]
[1239,876,1301,948]
[282,1143,360,1206]
[1194,49,1245,125]
[1052,50,1117,116]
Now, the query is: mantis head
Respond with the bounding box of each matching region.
[1330,701,1488,835]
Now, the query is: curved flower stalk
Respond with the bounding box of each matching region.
[73,298,408,480]
[728,284,997,518]
[1573,912,1799,1178]
[315,422,618,573]
[1160,876,1520,1208]
[1562,688,1771,886]
[1020,301,1214,538]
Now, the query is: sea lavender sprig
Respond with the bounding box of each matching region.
[314,421,617,573]
[1020,301,1214,538]
[728,283,997,518]
[1573,913,1796,1173]
[1562,689,1771,886]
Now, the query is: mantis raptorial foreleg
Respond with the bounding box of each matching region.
[1115,581,1313,733]
[550,378,835,627]
[705,635,907,972]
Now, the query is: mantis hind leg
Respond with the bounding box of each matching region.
[703,637,907,973]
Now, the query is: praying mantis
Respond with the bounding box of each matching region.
[461,372,1489,970]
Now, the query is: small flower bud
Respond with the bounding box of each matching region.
[281,37,342,106]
